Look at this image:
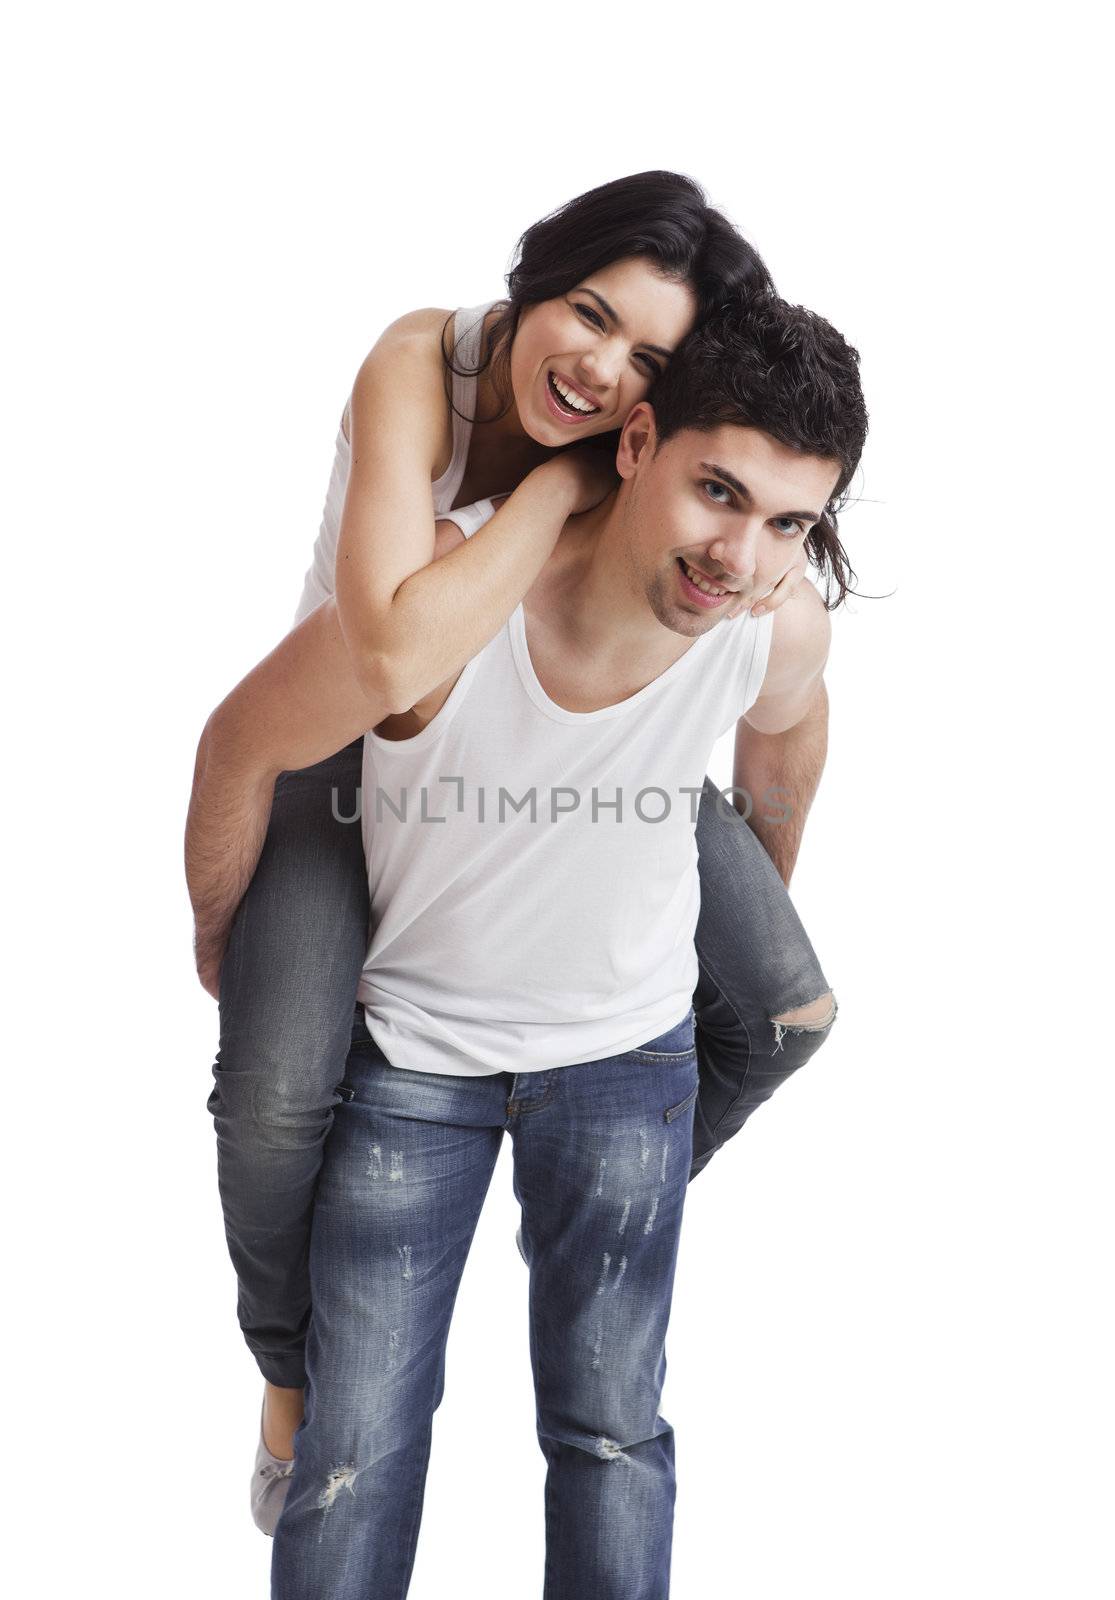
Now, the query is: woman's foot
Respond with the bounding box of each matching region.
[252,1394,298,1537]
[262,1380,305,1460]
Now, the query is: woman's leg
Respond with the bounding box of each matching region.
[206,736,369,1393]
[690,775,837,1181]
[271,1011,504,1597]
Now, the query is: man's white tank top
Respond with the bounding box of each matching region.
[355,504,775,1078]
[292,302,500,625]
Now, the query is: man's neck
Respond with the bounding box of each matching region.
[534,493,685,670]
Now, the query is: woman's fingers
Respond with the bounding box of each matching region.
[750,551,808,616]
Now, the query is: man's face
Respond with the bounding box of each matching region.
[616,411,843,638]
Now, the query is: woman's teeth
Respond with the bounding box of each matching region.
[681,559,728,597]
[548,372,599,415]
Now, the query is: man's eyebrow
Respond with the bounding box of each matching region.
[578,287,676,360]
[698,460,823,522]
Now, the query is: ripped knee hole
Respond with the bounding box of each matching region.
[770,991,836,1031]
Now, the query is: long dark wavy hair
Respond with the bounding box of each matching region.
[441,169,774,428]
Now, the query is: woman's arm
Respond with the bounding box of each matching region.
[334,311,611,714]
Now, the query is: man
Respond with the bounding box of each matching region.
[191,293,866,1593]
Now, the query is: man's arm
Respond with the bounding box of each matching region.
[733,583,832,887]
[184,598,391,997]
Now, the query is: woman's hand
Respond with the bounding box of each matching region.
[746,545,811,619]
[538,444,620,516]
[718,546,810,623]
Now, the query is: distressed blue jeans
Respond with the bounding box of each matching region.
[271,1004,700,1599]
[208,736,836,1389]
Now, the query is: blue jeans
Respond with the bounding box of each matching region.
[271,1005,700,1599]
[208,737,835,1388]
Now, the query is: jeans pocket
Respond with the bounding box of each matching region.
[664,1081,699,1124]
[629,1008,697,1061]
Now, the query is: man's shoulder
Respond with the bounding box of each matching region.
[708,579,828,678]
[740,581,831,733]
[766,579,831,678]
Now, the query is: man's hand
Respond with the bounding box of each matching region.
[184,601,397,1004]
[185,711,278,1002]
[194,934,224,1002]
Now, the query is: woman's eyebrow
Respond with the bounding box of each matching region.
[577,287,675,360]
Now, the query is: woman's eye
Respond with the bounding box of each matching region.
[574,302,659,378]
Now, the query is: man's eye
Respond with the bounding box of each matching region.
[772,517,806,536]
[701,480,731,504]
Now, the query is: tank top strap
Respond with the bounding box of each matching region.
[431,299,504,511]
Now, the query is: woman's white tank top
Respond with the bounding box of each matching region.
[292,301,500,626]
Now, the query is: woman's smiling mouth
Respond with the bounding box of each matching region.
[545,370,602,422]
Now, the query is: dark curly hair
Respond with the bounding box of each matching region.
[443,170,773,425]
[649,296,869,608]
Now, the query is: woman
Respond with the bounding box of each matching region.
[191,170,839,1534]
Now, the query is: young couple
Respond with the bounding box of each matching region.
[185,169,867,1598]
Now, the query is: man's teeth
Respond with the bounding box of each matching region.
[550,373,599,414]
[682,559,727,597]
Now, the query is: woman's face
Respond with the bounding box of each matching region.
[508,257,698,445]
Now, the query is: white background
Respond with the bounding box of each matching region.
[3,2,1111,1595]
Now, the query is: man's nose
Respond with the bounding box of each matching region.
[708,521,761,582]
